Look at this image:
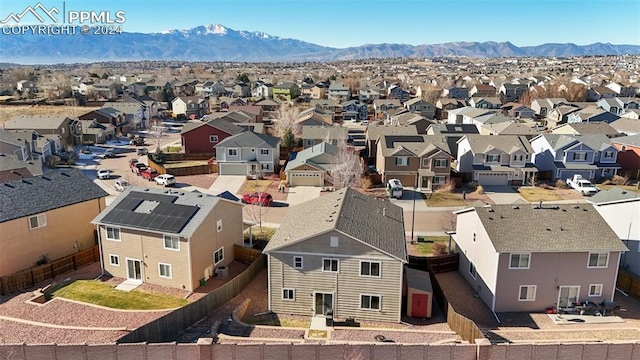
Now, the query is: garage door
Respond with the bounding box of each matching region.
[387,175,415,188]
[476,173,509,186]
[219,163,247,176]
[289,172,323,186]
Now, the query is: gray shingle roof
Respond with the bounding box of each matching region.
[588,187,640,205]
[301,125,348,140]
[285,142,337,172]
[427,124,479,135]
[264,188,407,261]
[470,204,627,252]
[379,135,452,157]
[0,169,108,223]
[0,153,42,176]
[214,131,280,149]
[612,134,640,147]
[541,134,612,152]
[366,124,418,141]
[461,135,533,154]
[4,115,71,130]
[181,118,244,135]
[566,123,620,136]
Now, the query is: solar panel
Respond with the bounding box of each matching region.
[101,197,199,234]
[129,191,177,203]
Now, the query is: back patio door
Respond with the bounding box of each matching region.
[126,259,142,281]
[557,286,580,308]
[314,293,333,316]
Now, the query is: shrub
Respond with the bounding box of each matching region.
[432,243,448,256]
[435,180,456,193]
[360,176,373,190]
[475,185,484,195]
[539,183,553,190]
[555,179,568,189]
[602,179,613,185]
[610,175,629,185]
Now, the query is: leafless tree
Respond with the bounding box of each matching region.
[149,118,165,149]
[274,102,300,138]
[243,172,270,233]
[327,137,362,190]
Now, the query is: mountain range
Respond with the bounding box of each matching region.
[1,23,639,64]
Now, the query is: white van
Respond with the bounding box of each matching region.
[386,178,403,199]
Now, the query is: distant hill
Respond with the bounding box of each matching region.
[1,23,639,64]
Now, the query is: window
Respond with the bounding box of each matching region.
[228,149,238,156]
[109,254,120,266]
[588,253,609,268]
[433,176,445,185]
[509,253,530,269]
[209,135,218,143]
[472,232,476,242]
[282,288,295,300]
[261,163,270,170]
[293,256,303,269]
[360,261,381,277]
[512,155,523,161]
[322,258,339,272]
[28,214,47,230]
[217,220,222,232]
[469,262,477,279]
[360,294,381,310]
[106,227,121,241]
[214,247,224,265]
[588,284,603,297]
[330,236,339,247]
[395,157,408,166]
[572,152,587,161]
[158,263,172,278]
[603,151,614,159]
[485,154,500,163]
[518,285,536,301]
[260,149,269,155]
[163,235,180,250]
[433,159,448,168]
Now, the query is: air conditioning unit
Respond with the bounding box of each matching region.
[215,266,229,279]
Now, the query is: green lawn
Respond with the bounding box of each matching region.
[411,236,450,255]
[517,187,561,202]
[52,280,189,310]
[244,317,310,328]
[163,161,209,169]
[597,185,640,193]
[244,226,277,241]
[425,192,466,207]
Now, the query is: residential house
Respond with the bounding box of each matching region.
[456,135,538,185]
[296,108,333,128]
[218,97,247,111]
[444,87,469,100]
[254,98,279,112]
[376,134,453,191]
[79,108,129,135]
[79,120,115,144]
[530,134,620,181]
[71,81,92,96]
[171,96,210,119]
[469,97,502,110]
[0,170,108,276]
[403,98,435,119]
[586,86,618,102]
[365,124,418,159]
[284,142,337,187]
[128,95,160,119]
[328,82,351,102]
[0,129,36,161]
[453,204,627,312]
[479,122,538,139]
[373,99,402,119]
[263,188,407,322]
[91,187,244,291]
[469,84,497,98]
[196,80,224,97]
[173,80,197,97]
[310,99,339,118]
[498,84,528,103]
[435,99,466,120]
[604,82,638,98]
[342,100,368,121]
[228,105,264,123]
[253,82,274,99]
[301,126,348,149]
[390,113,433,134]
[16,80,36,93]
[272,82,301,101]
[358,86,380,103]
[530,98,572,117]
[546,105,582,127]
[610,117,640,136]
[310,84,328,100]
[567,106,620,124]
[446,107,498,125]
[0,153,42,181]
[501,103,535,119]
[597,98,625,116]
[426,124,479,158]
[551,123,621,138]
[4,115,81,147]
[102,101,148,130]
[233,82,251,98]
[215,131,281,176]
[611,135,640,177]
[388,85,410,103]
[180,118,244,154]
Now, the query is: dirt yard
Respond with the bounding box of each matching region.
[0,105,100,123]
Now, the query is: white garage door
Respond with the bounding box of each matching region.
[289,172,323,186]
[219,163,247,176]
[477,173,509,186]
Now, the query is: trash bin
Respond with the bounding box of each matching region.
[199,278,206,286]
[325,310,334,327]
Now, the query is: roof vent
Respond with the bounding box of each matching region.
[4,183,15,188]
[60,172,70,177]
[197,194,203,197]
[41,176,50,180]
[512,205,519,209]
[546,228,552,231]
[21,179,31,184]
[487,208,494,213]
[144,188,150,191]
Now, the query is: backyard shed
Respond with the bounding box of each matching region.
[406,267,433,318]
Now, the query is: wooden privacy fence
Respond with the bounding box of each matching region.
[233,244,263,264]
[617,269,640,300]
[447,303,485,344]
[407,253,459,274]
[0,246,99,296]
[118,254,266,343]
[147,157,215,176]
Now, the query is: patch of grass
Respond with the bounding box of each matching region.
[517,187,561,202]
[596,185,640,193]
[425,192,466,207]
[308,330,327,338]
[164,145,182,153]
[163,161,208,168]
[411,236,450,255]
[239,179,274,194]
[245,317,310,328]
[52,280,189,310]
[244,226,277,242]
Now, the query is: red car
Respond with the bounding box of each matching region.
[141,168,159,181]
[241,192,273,206]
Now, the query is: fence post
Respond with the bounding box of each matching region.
[72,254,77,271]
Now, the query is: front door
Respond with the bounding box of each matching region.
[314,293,333,315]
[421,176,430,190]
[126,259,142,281]
[558,286,580,308]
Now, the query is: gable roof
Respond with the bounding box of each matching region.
[0,169,108,223]
[4,115,71,130]
[589,187,640,205]
[482,122,538,136]
[563,122,620,137]
[181,118,244,135]
[540,134,613,152]
[460,134,533,154]
[470,204,627,252]
[611,134,640,147]
[0,153,42,177]
[366,124,418,140]
[214,131,280,149]
[301,125,348,140]
[378,135,452,157]
[285,142,337,172]
[426,123,479,135]
[102,102,144,114]
[264,188,407,261]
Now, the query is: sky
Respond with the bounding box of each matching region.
[1,0,639,48]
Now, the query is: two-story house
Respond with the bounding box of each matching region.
[0,129,37,161]
[180,118,244,154]
[469,84,497,98]
[376,134,453,191]
[456,135,538,186]
[0,153,43,181]
[388,85,410,103]
[358,86,380,104]
[253,82,274,99]
[171,96,210,119]
[501,103,535,119]
[499,84,528,103]
[328,82,351,102]
[444,87,469,100]
[435,99,467,120]
[566,106,620,124]
[365,124,418,159]
[530,134,620,182]
[373,99,402,119]
[215,131,281,176]
[102,101,148,130]
[403,98,435,119]
[4,115,81,147]
[453,204,627,313]
[587,86,618,102]
[530,98,572,117]
[301,125,348,149]
[551,123,621,138]
[79,108,129,135]
[91,187,244,291]
[446,107,497,125]
[263,188,407,322]
[469,97,502,110]
[426,124,479,158]
[604,82,638,98]
[272,82,300,101]
[0,170,108,276]
[611,135,640,175]
[341,100,368,121]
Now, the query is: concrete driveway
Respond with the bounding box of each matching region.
[388,188,430,212]
[482,186,524,204]
[286,186,321,206]
[208,175,246,196]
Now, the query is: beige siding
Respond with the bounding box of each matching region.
[0,198,105,276]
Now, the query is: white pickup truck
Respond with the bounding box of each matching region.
[566,175,599,196]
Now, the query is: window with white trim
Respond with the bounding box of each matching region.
[588,252,609,268]
[572,152,587,161]
[261,163,270,170]
[588,284,603,297]
[518,285,536,301]
[395,157,408,166]
[282,288,295,300]
[469,262,477,279]
[433,159,448,168]
[509,253,530,269]
[214,247,224,265]
[360,261,380,277]
[28,214,47,230]
[217,220,222,232]
[209,135,218,143]
[360,294,381,310]
[158,263,172,278]
[163,235,180,250]
[485,154,500,163]
[433,176,446,185]
[323,258,339,272]
[109,254,120,266]
[106,227,121,241]
[228,149,238,156]
[260,149,269,155]
[293,256,303,269]
[603,151,614,159]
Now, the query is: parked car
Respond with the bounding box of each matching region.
[566,174,599,196]
[386,178,403,199]
[81,147,92,154]
[137,148,149,156]
[97,169,110,180]
[114,180,130,192]
[141,168,159,181]
[155,174,176,187]
[129,137,145,146]
[241,192,274,207]
[132,163,148,176]
[103,149,116,158]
